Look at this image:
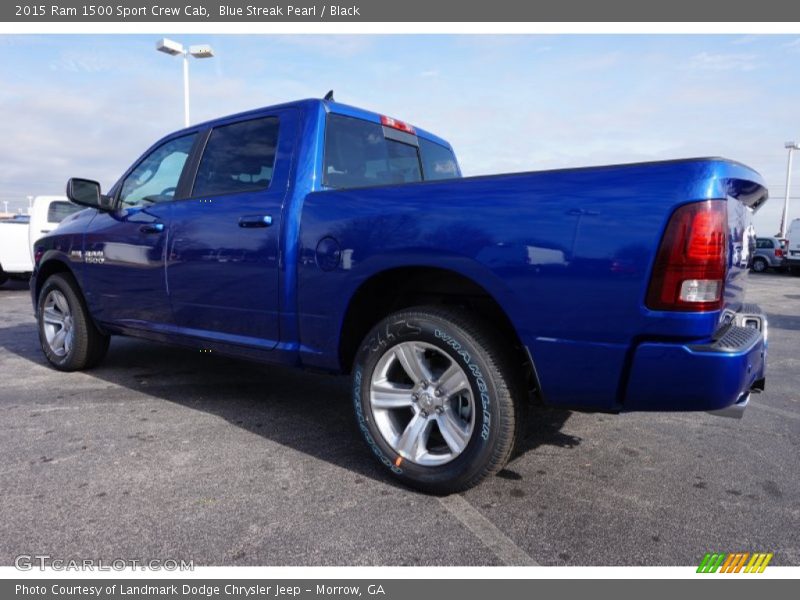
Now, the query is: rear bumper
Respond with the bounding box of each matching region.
[707,391,750,419]
[624,306,767,415]
[770,257,788,268]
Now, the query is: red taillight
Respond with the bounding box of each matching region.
[380,114,415,134]
[646,200,728,312]
[775,248,784,258]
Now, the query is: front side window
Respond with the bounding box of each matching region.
[119,134,197,207]
[192,117,280,197]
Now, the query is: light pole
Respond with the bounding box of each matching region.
[27,195,33,213]
[2,201,8,214]
[156,38,215,127]
[780,141,800,239]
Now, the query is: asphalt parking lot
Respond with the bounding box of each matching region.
[0,272,798,567]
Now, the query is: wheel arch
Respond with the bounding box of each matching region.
[34,257,78,304]
[337,265,538,395]
[751,256,769,271]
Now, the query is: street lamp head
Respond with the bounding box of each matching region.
[785,141,800,150]
[156,38,184,56]
[189,45,214,59]
[155,37,215,128]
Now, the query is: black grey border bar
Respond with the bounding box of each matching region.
[4,0,800,22]
[4,579,800,600]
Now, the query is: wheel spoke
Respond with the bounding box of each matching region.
[436,363,470,398]
[52,292,69,314]
[395,413,432,461]
[63,329,74,355]
[436,410,471,454]
[51,328,67,351]
[394,343,432,384]
[371,382,415,409]
[43,307,64,326]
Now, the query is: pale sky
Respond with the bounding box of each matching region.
[1,34,799,235]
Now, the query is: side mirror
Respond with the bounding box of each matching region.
[66,178,114,211]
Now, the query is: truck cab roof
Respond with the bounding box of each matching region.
[172,98,455,151]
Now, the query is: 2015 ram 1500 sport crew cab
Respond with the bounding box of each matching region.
[32,98,768,493]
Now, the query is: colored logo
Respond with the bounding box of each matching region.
[697,552,773,573]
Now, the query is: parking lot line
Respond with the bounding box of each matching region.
[438,494,539,566]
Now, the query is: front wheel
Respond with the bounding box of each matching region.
[37,273,109,371]
[751,257,768,273]
[352,306,522,494]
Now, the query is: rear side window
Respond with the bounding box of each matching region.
[193,116,280,197]
[47,201,81,223]
[756,238,774,249]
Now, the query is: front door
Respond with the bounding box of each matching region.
[83,133,198,328]
[166,110,297,348]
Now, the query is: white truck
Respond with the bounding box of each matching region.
[0,196,80,285]
[787,218,800,273]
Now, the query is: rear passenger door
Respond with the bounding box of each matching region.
[166,109,298,348]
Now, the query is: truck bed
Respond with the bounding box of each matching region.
[297,157,767,411]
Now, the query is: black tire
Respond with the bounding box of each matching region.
[37,272,109,371]
[352,306,523,494]
[751,257,768,273]
[0,268,8,286]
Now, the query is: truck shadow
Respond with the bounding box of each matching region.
[0,319,578,489]
[516,407,582,458]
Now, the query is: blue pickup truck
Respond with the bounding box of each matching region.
[31,97,769,493]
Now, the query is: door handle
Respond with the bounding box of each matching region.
[139,223,165,234]
[238,215,273,228]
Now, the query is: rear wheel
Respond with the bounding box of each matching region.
[352,306,522,494]
[37,273,109,371]
[751,257,768,273]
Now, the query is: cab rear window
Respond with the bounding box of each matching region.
[420,137,460,181]
[323,114,459,189]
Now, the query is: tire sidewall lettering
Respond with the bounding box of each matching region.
[352,366,403,474]
[434,328,492,441]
